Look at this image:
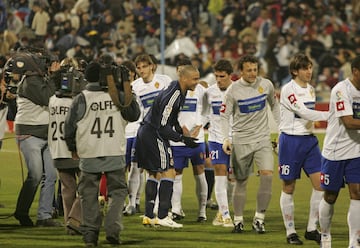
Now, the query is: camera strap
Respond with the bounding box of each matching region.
[106,74,122,109]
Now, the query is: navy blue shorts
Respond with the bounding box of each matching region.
[321,157,360,192]
[278,133,321,180]
[171,143,205,170]
[126,137,137,165]
[135,124,172,172]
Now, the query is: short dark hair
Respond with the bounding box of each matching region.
[85,62,101,82]
[176,58,192,69]
[289,53,313,78]
[237,55,259,71]
[213,59,233,74]
[351,56,360,72]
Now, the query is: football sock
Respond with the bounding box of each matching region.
[348,199,360,247]
[280,191,296,236]
[307,189,323,231]
[128,162,141,207]
[136,170,144,206]
[158,178,174,219]
[195,173,208,217]
[144,178,158,218]
[234,215,244,225]
[171,174,183,215]
[227,180,235,204]
[256,174,272,214]
[319,198,334,237]
[232,178,247,217]
[215,176,230,219]
[205,169,215,201]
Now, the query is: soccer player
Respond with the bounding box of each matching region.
[64,62,140,246]
[203,59,234,228]
[170,63,208,222]
[278,53,328,245]
[123,54,172,215]
[220,54,280,234]
[136,65,200,228]
[319,55,360,248]
[170,58,208,222]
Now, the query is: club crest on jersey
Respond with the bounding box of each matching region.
[154,82,160,88]
[288,94,297,104]
[220,103,226,113]
[258,86,264,94]
[310,87,315,98]
[336,91,342,100]
[336,101,345,111]
[189,90,195,97]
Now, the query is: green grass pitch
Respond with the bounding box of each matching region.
[0,133,349,247]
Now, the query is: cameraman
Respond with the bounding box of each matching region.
[10,51,62,227]
[48,57,86,234]
[64,60,140,246]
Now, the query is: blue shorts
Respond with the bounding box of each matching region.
[172,143,205,170]
[208,141,230,167]
[126,137,137,165]
[321,157,360,192]
[278,133,321,181]
[135,124,173,172]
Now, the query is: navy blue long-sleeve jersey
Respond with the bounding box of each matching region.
[136,80,186,171]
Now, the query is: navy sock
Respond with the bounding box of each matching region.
[205,169,215,201]
[144,179,158,218]
[158,179,173,219]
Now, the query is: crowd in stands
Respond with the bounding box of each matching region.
[1,0,360,93]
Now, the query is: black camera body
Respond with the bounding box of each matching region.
[56,67,86,98]
[3,49,52,95]
[98,53,130,92]
[99,64,130,92]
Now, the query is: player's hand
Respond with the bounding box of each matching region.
[181,135,199,148]
[222,138,232,155]
[72,151,79,160]
[271,139,278,155]
[227,167,235,182]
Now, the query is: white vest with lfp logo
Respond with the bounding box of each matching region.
[76,90,127,158]
[48,95,72,159]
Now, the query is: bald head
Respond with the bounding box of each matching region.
[178,65,199,78]
[178,65,199,92]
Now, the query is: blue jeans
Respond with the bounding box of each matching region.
[15,136,57,220]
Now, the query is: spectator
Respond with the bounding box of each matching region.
[31,1,50,44]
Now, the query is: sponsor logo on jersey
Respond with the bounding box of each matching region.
[288,94,297,104]
[220,103,226,113]
[336,101,345,111]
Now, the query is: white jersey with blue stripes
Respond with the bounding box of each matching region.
[280,79,328,135]
[125,73,172,138]
[204,83,232,144]
[170,84,206,146]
